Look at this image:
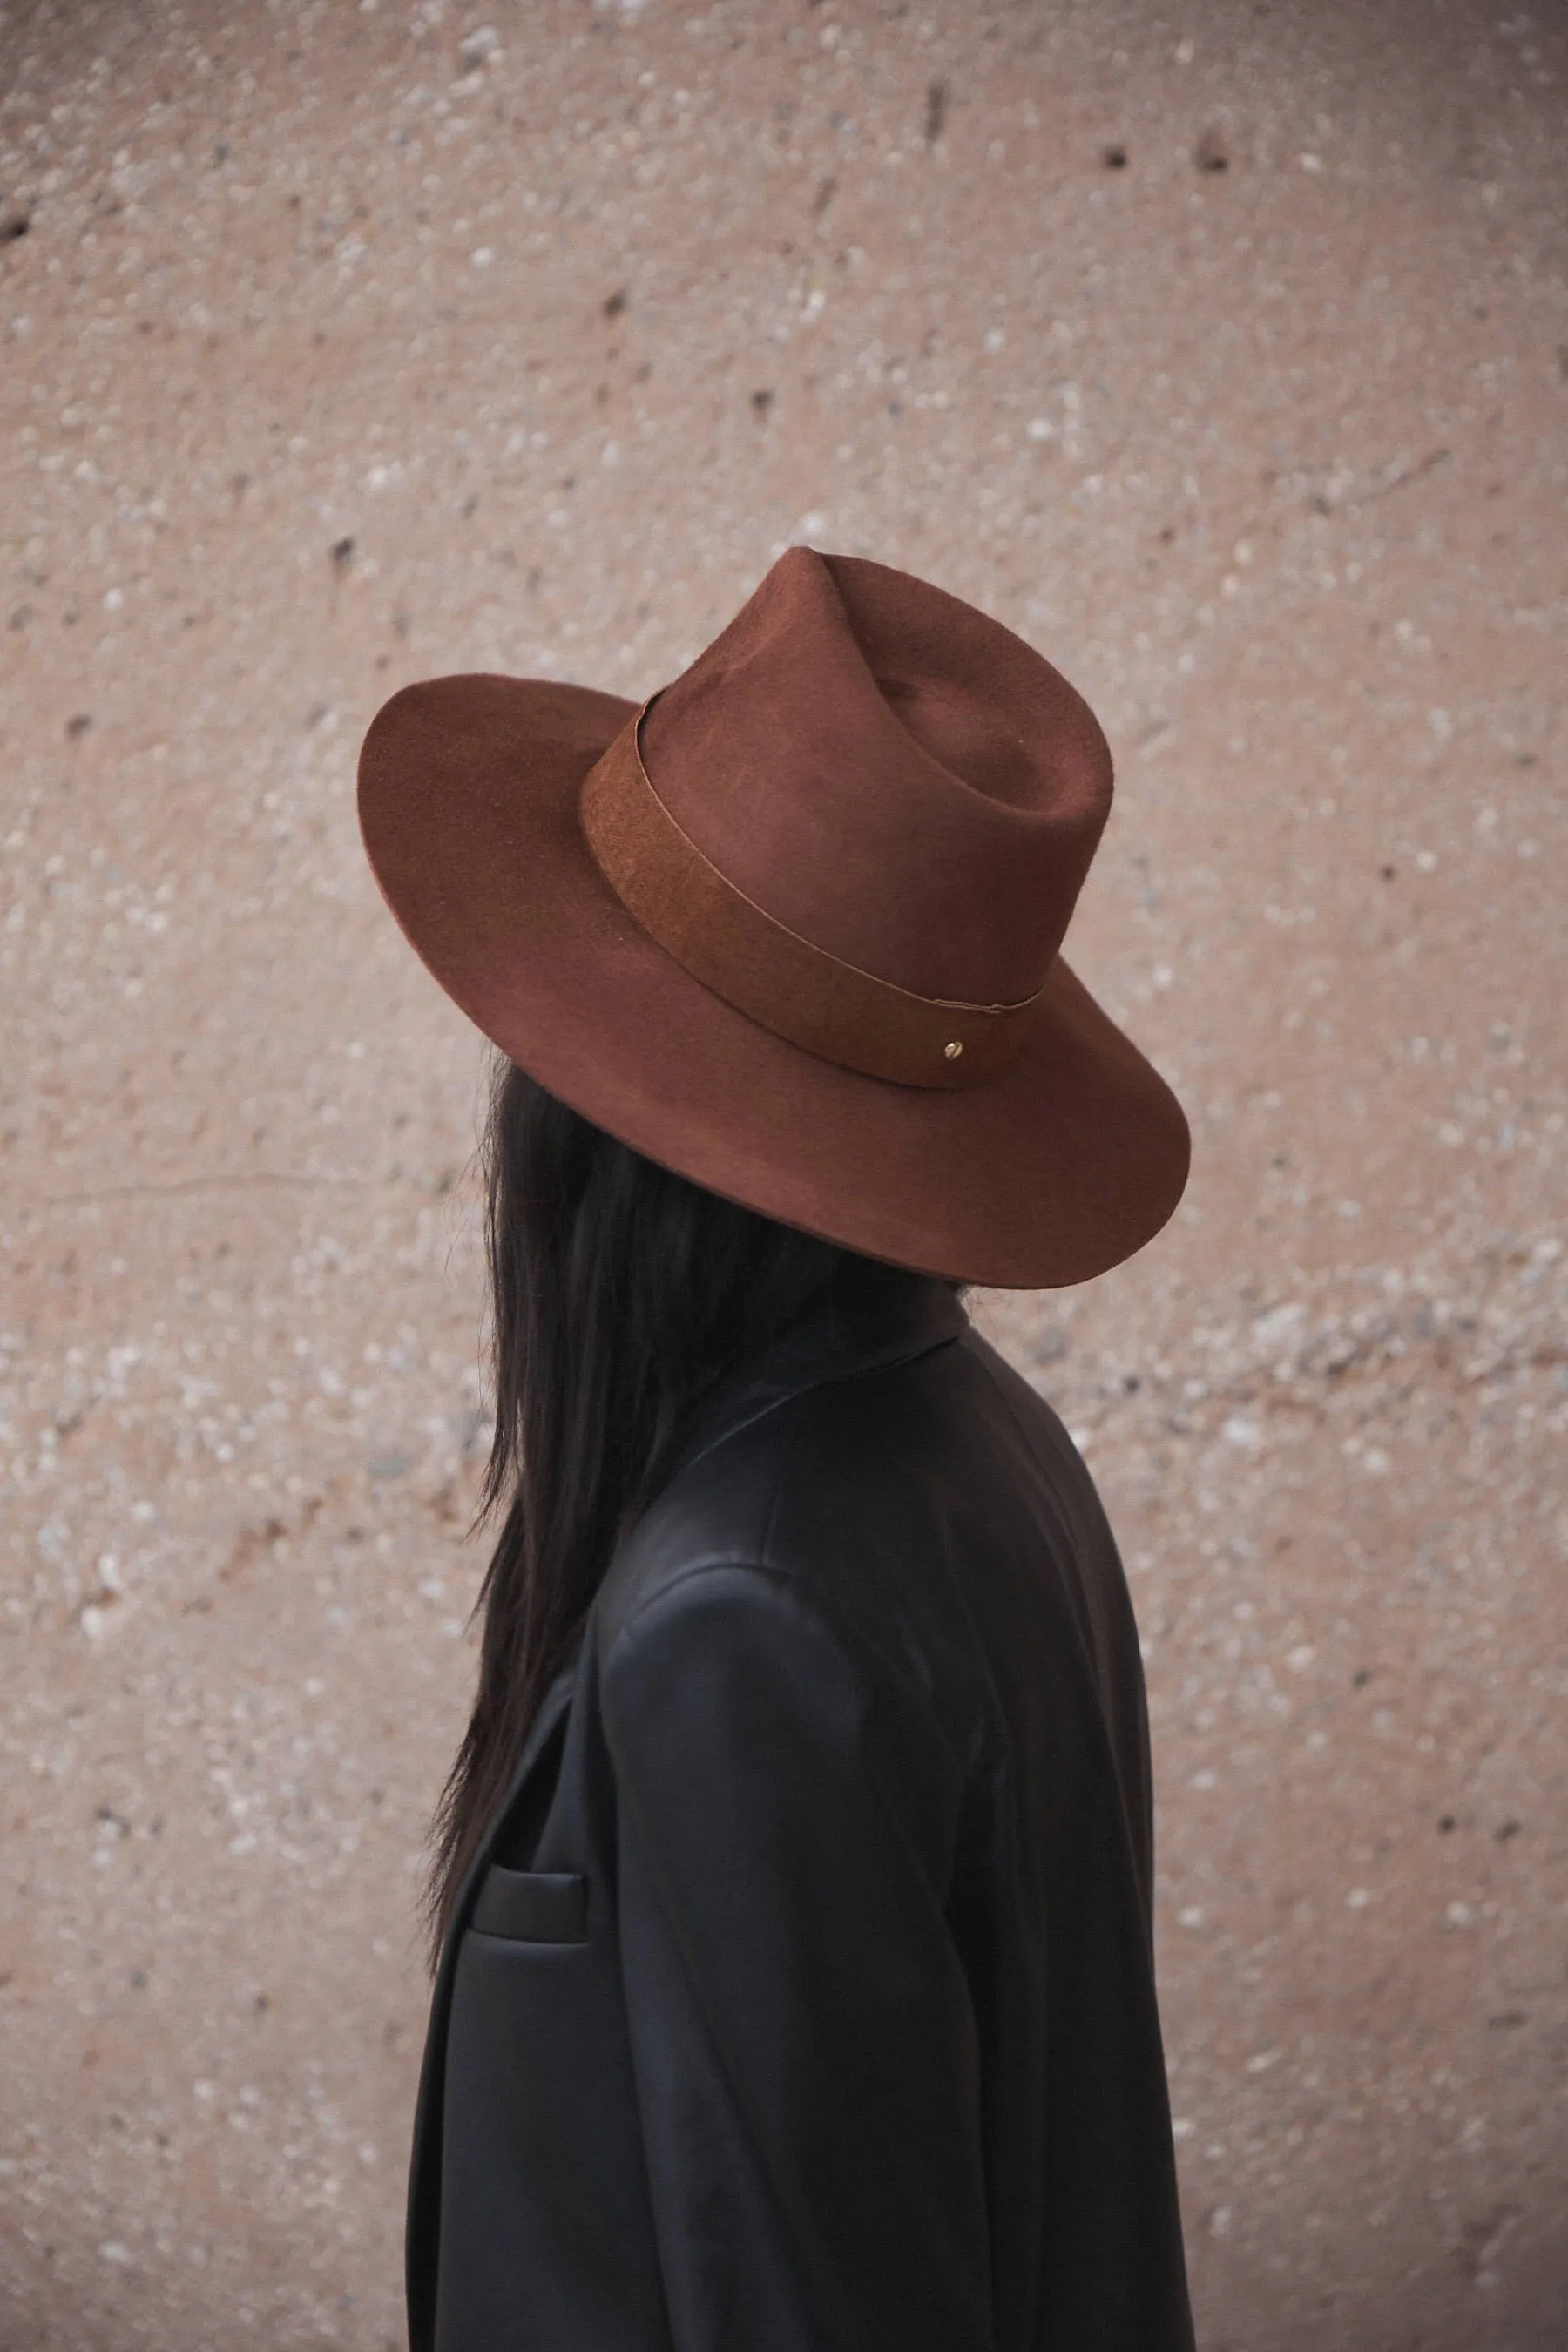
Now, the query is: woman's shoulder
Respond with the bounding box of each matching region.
[589,1362,888,1658]
[591,1317,1083,1669]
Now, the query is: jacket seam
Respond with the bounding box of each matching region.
[605,1548,977,1788]
[607,1549,849,1673]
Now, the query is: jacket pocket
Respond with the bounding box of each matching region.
[470,1863,589,1944]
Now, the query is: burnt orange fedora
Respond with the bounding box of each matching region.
[355,545,1189,1288]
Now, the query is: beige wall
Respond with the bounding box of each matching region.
[1,0,1563,2342]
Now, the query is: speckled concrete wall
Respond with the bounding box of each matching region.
[1,0,1563,2344]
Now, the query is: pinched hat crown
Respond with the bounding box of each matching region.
[578,549,1114,1089]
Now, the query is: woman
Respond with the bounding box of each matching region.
[358,545,1197,2351]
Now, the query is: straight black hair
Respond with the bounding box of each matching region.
[422,1056,959,1968]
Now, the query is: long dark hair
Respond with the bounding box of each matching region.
[422,1056,951,1967]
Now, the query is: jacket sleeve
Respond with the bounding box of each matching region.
[600,1559,995,2352]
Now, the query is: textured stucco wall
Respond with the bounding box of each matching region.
[1,1,1563,2344]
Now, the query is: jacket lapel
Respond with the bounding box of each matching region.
[405,1634,585,2349]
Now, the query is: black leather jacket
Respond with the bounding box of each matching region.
[407,1271,1195,2351]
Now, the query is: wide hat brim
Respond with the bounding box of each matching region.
[357,671,1191,1290]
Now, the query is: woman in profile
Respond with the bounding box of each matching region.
[357,545,1197,2351]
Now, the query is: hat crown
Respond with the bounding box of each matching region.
[637,546,1113,1005]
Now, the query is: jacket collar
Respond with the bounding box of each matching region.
[666,1267,971,1484]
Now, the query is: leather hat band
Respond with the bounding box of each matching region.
[578,697,1044,1091]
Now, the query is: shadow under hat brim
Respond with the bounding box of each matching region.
[357,671,1191,1290]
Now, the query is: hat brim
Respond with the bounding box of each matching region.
[357,672,1190,1289]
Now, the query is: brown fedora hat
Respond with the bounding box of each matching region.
[356,545,1189,1288]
